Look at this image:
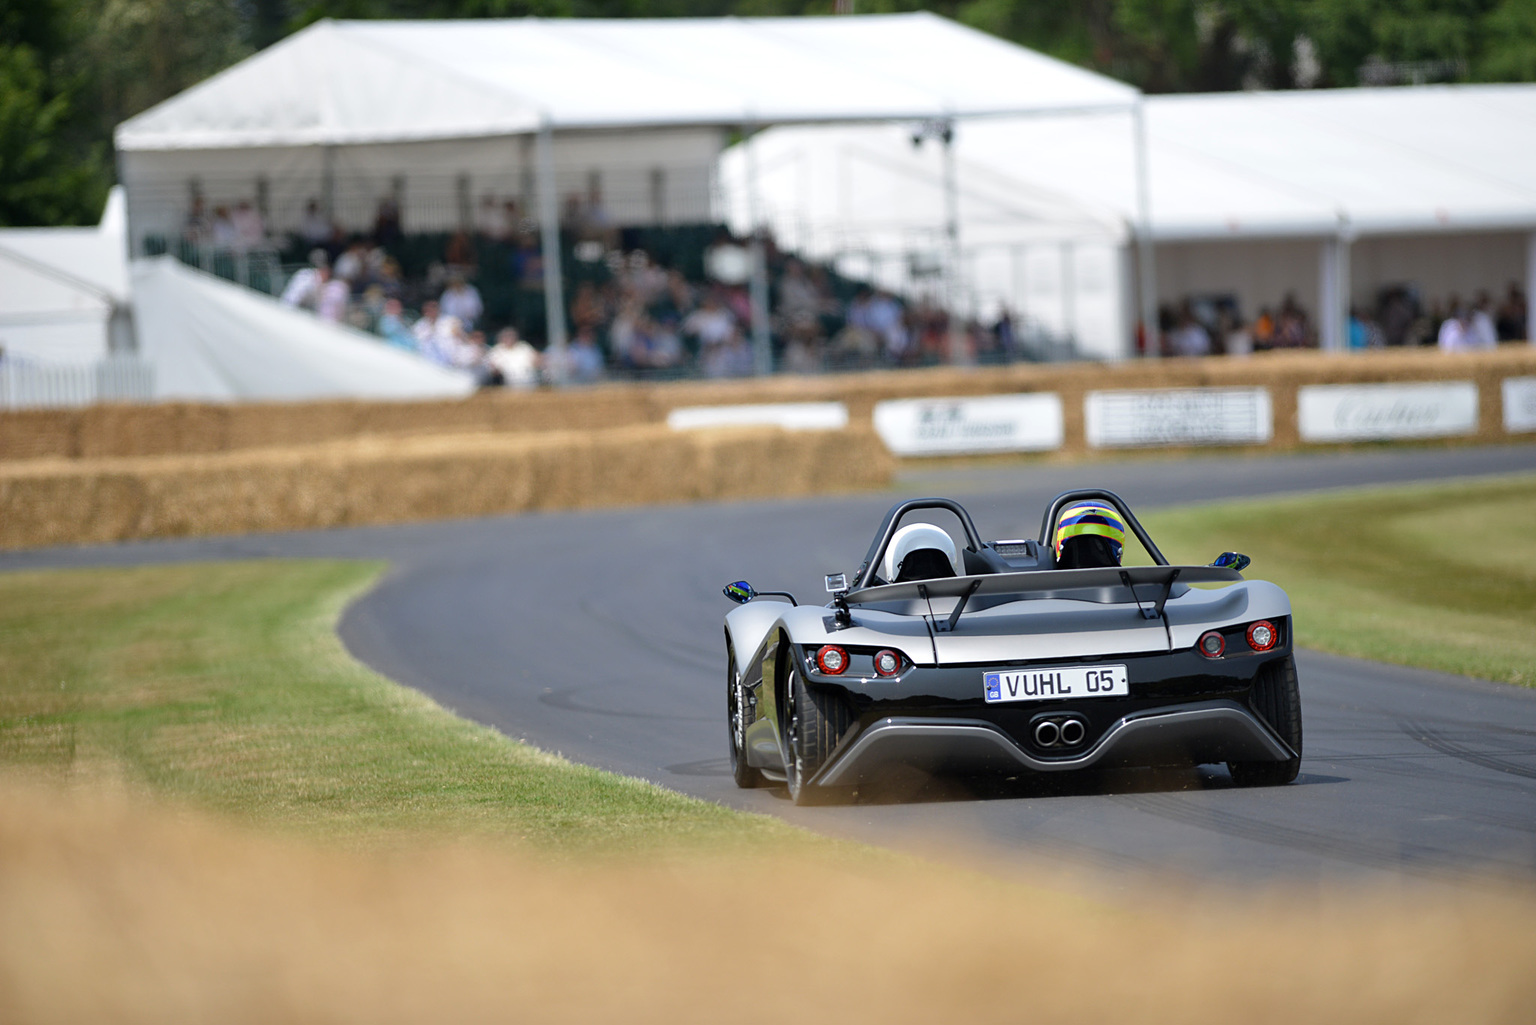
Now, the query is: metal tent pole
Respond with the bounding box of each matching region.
[1131,100,1157,358]
[536,119,568,365]
[941,118,962,325]
[321,145,336,225]
[1060,241,1076,349]
[1318,238,1339,351]
[1337,224,1353,351]
[1318,220,1352,352]
[1527,231,1536,345]
[745,123,772,375]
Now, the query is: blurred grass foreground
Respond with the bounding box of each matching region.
[1,480,1535,1022]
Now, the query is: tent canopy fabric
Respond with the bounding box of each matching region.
[0,186,128,304]
[132,256,476,402]
[0,187,129,364]
[951,84,1536,241]
[115,13,1139,151]
[733,83,1536,244]
[720,121,1127,251]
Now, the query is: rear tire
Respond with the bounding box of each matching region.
[1228,654,1303,787]
[728,646,769,789]
[783,659,854,806]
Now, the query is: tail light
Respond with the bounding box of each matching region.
[815,645,848,675]
[1246,620,1278,652]
[1197,630,1225,658]
[873,649,902,676]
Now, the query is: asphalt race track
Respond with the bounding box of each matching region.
[7,444,1536,885]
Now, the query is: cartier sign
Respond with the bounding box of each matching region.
[1297,382,1479,442]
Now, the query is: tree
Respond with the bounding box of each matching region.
[1305,0,1532,86]
[0,1,110,225]
[64,0,252,143]
[6,0,1536,227]
[0,44,109,226]
[1476,0,1536,80]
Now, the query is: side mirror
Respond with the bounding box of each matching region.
[723,580,756,604]
[1210,552,1251,573]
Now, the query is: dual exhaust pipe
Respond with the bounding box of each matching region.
[1034,716,1087,748]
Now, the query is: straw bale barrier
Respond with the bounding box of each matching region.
[647,346,1536,453]
[0,425,892,550]
[2,347,1532,549]
[3,347,1534,463]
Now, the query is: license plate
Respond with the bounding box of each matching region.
[983,665,1128,703]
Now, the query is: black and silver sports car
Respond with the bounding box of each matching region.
[722,489,1302,805]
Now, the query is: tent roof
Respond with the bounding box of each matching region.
[115,13,1138,151]
[957,83,1536,239]
[719,121,1126,248]
[0,187,129,304]
[132,257,476,402]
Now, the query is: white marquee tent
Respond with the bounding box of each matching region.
[133,257,475,402]
[1,191,475,407]
[963,84,1536,241]
[717,124,1135,358]
[729,83,1536,353]
[0,188,131,366]
[114,14,1149,364]
[115,14,1140,146]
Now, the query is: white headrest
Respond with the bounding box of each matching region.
[882,523,959,582]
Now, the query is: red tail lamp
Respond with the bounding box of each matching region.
[1246,620,1278,652]
[873,649,902,676]
[1197,630,1226,659]
[815,645,849,675]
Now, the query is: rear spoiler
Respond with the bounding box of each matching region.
[845,565,1243,628]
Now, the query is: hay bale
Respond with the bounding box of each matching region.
[76,403,232,458]
[0,409,78,461]
[6,347,1534,465]
[0,425,892,550]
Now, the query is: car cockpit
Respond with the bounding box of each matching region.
[851,491,1160,591]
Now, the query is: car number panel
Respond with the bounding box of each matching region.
[984,664,1128,703]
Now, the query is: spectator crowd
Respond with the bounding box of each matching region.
[1156,283,1527,358]
[262,190,1053,387]
[175,189,1530,386]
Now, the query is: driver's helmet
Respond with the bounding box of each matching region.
[882,523,959,582]
[1053,501,1126,568]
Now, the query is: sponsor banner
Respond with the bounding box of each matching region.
[1084,388,1272,448]
[872,393,1063,456]
[1503,377,1536,433]
[1297,382,1478,442]
[666,402,849,432]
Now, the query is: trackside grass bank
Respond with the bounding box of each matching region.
[3,776,1534,1025]
[1142,473,1536,687]
[2,559,1535,1022]
[0,559,814,853]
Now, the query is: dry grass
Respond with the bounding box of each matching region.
[0,424,893,549]
[4,510,1535,1022]
[0,560,814,853]
[1144,473,1536,686]
[5,346,1535,464]
[2,775,1533,1025]
[4,347,1534,551]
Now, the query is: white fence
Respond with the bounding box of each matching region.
[0,357,155,410]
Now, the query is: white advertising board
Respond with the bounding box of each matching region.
[1297,382,1478,442]
[872,393,1063,456]
[1084,388,1272,448]
[1502,377,1536,433]
[666,402,849,432]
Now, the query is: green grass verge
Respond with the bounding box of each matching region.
[2,473,1529,855]
[0,560,815,855]
[1139,473,1536,688]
